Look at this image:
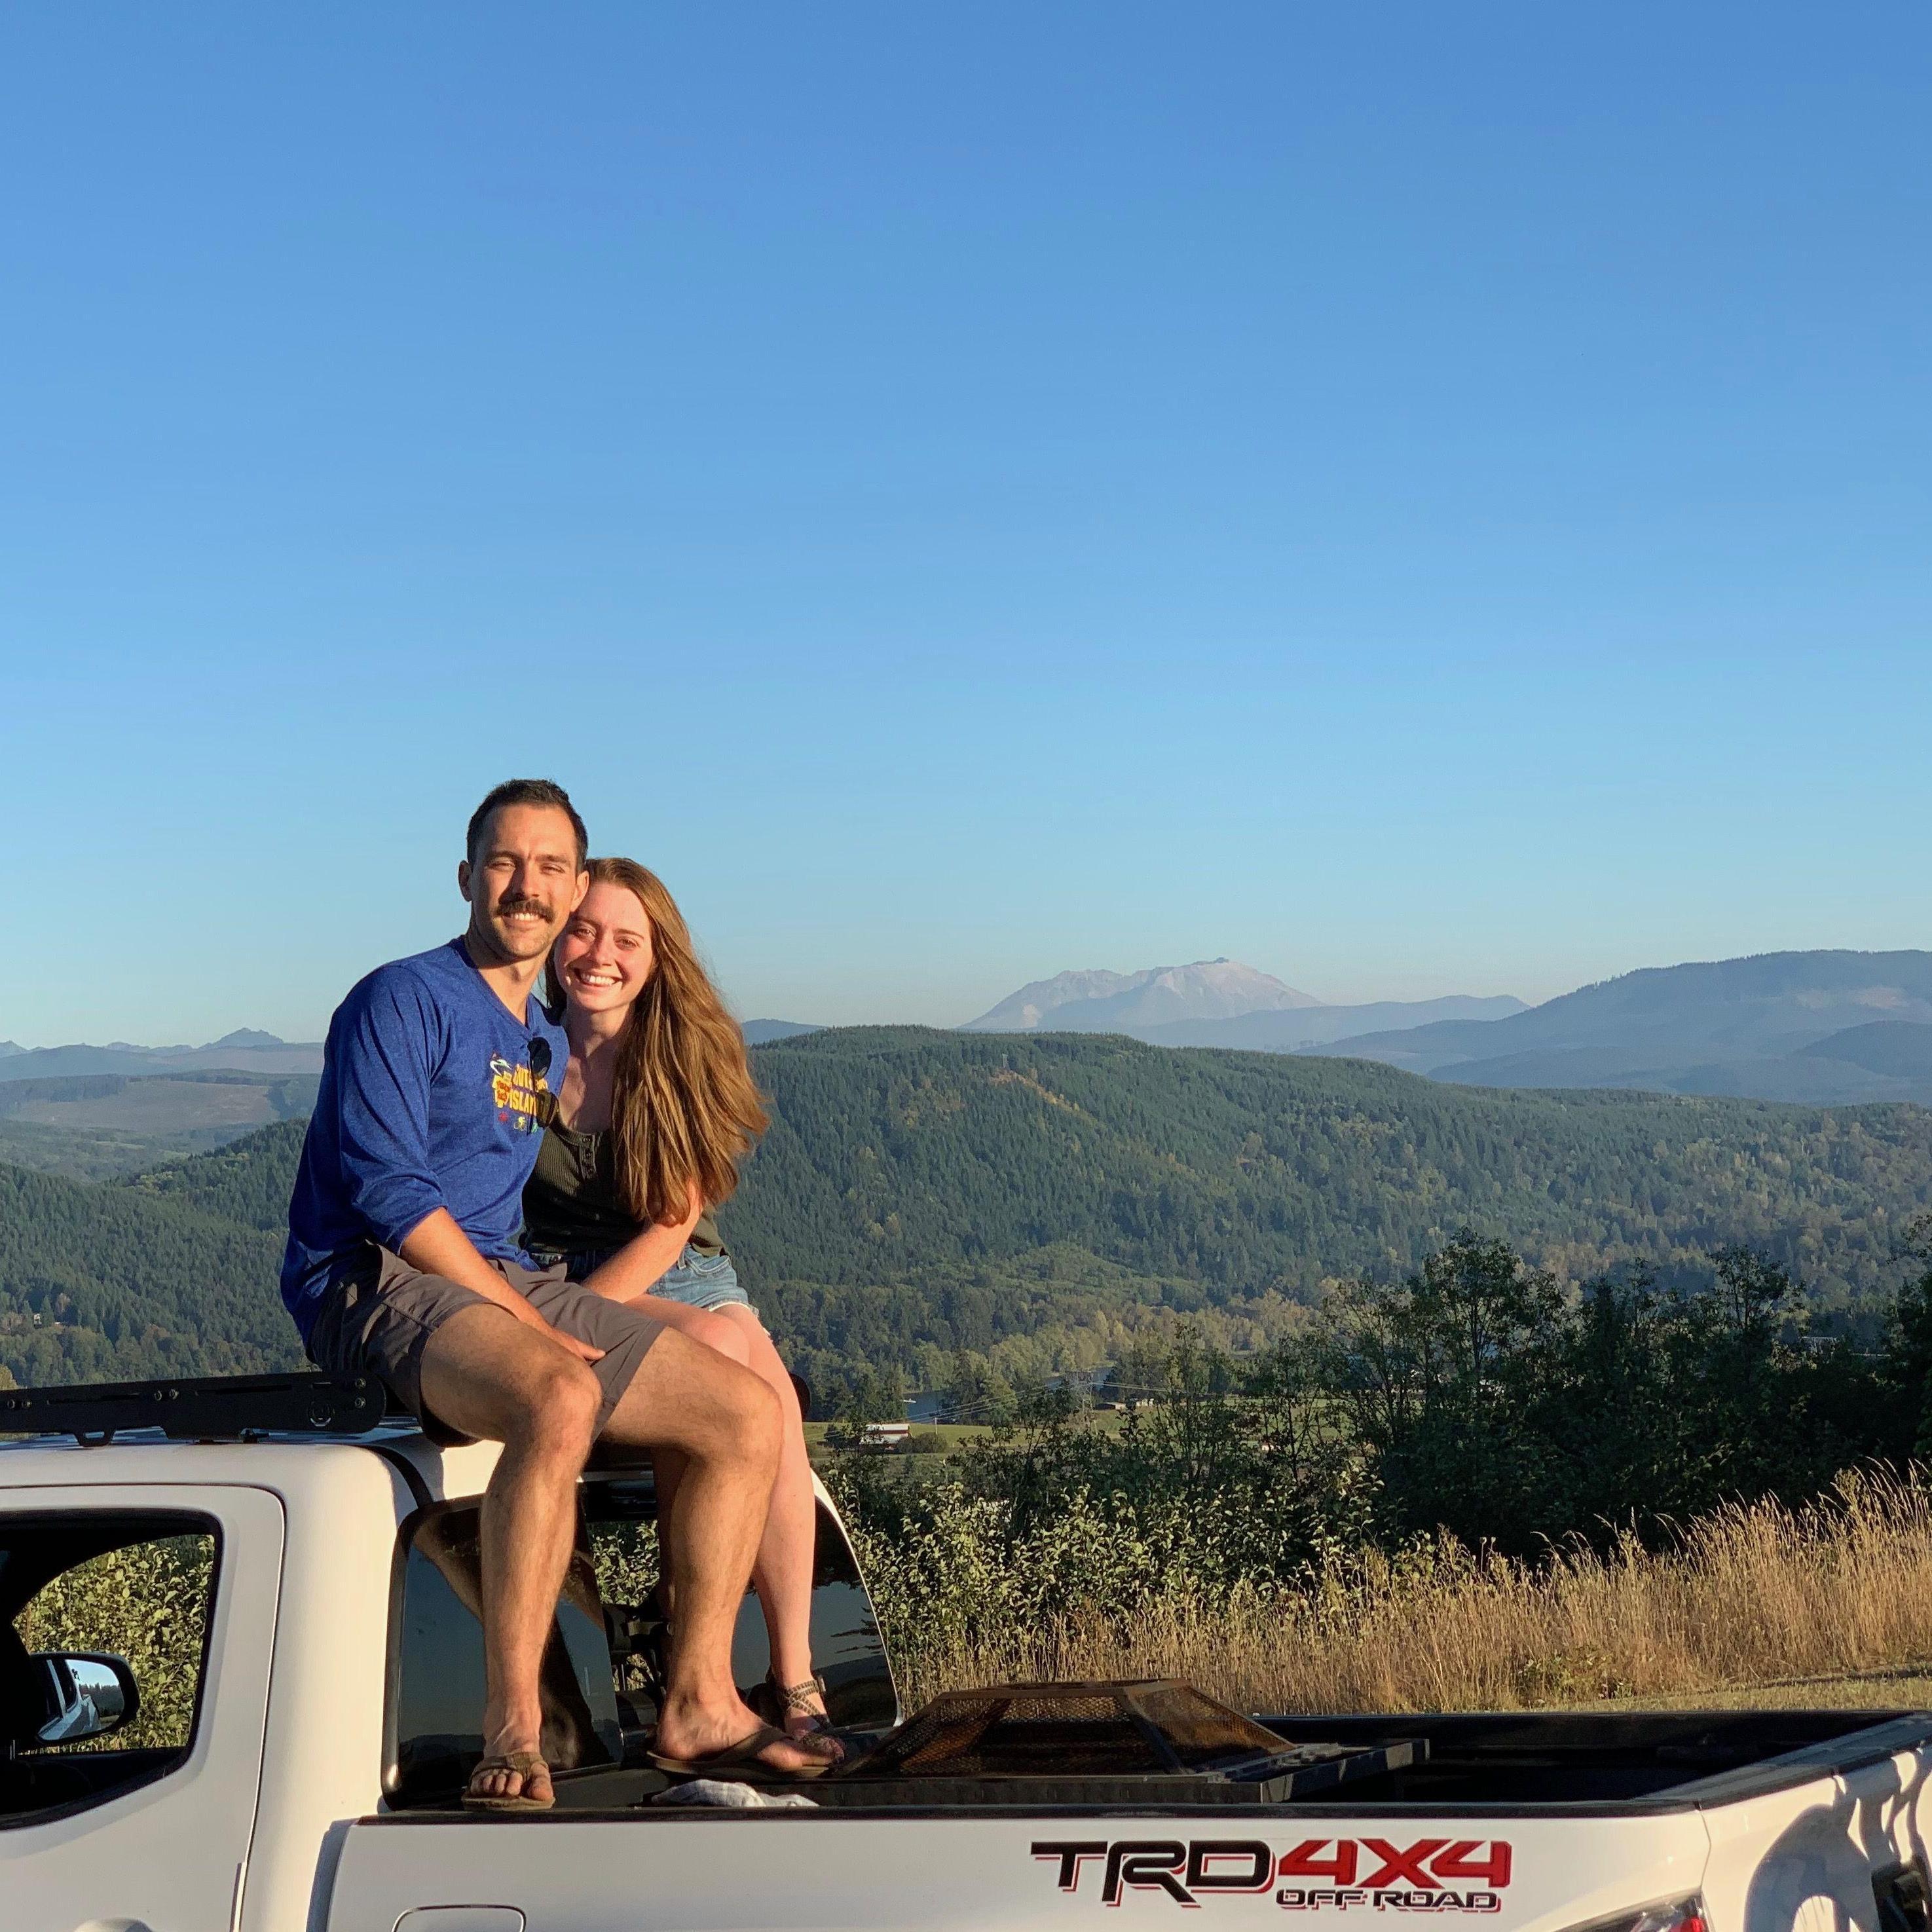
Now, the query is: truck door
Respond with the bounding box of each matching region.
[0,1483,284,1932]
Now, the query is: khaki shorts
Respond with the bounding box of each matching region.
[305,1244,666,1445]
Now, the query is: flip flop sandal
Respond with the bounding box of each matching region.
[647,1720,839,1781]
[462,1751,555,1812]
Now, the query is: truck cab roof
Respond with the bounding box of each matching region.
[0,1371,513,1504]
[0,1427,505,1505]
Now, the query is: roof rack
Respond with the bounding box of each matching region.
[0,1373,392,1445]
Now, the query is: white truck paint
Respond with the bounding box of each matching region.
[3,1425,1930,1932]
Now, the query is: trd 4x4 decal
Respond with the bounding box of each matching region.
[1032,1839,1514,1910]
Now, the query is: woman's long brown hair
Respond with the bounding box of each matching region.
[551,857,769,1227]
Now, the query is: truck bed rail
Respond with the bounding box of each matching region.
[0,1371,390,1443]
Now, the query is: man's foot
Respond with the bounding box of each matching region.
[653,1693,840,1779]
[649,1720,838,1781]
[464,1749,555,1811]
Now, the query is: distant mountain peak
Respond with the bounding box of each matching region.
[207,1028,285,1049]
[963,958,1321,1033]
[0,1041,22,1059]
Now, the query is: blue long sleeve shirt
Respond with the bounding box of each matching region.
[280,938,568,1343]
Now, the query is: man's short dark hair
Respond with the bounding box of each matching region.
[466,779,589,870]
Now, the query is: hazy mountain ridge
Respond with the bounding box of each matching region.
[1802,1021,1932,1081]
[1135,994,1529,1050]
[0,1069,319,1129]
[1309,950,1932,1105]
[13,949,1932,1155]
[0,1030,324,1085]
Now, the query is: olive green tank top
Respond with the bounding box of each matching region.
[523,1120,728,1261]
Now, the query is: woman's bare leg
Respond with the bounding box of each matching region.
[648,1446,687,1622]
[713,1303,828,1740]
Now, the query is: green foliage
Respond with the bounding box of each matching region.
[0,1161,301,1386]
[587,1519,660,1608]
[830,1364,908,1436]
[1877,1220,1932,1464]
[739,1027,1932,1301]
[1293,1229,1899,1553]
[116,1119,308,1229]
[838,1227,1932,1646]
[822,1225,1932,1687]
[16,1534,214,1751]
[827,1331,1375,1677]
[735,1027,1932,1391]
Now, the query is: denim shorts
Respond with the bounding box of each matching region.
[544,1242,752,1313]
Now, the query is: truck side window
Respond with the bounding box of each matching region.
[0,1510,218,1826]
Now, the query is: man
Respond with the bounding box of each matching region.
[282,778,827,1806]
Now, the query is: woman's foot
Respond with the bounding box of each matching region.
[758,1671,847,1762]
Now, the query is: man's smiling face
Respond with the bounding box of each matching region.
[458,802,588,966]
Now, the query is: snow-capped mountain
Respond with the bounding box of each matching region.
[962,959,1322,1033]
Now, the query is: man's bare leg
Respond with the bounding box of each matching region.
[622,1299,829,1743]
[599,1326,825,1771]
[615,1297,745,1627]
[419,1303,603,1805]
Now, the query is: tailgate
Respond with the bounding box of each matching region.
[325,1807,1710,1932]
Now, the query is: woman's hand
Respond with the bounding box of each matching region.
[581,1181,705,1303]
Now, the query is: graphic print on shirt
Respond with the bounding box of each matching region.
[489,1052,552,1134]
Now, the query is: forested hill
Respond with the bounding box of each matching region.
[0,1157,299,1385]
[739,1028,1932,1293]
[5,1027,1932,1394]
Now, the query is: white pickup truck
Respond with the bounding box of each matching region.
[4,1372,1932,1932]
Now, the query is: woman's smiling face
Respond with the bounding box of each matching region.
[555,880,656,1016]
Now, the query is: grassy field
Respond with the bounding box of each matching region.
[886,1466,1932,1716]
[1631,1667,1932,1710]
[0,1119,221,1179]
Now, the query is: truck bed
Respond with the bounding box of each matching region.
[390,1709,1932,1818]
[1257,1709,1932,1810]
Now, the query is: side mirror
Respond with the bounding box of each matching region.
[33,1651,138,1745]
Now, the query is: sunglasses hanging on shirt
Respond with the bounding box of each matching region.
[527,1037,559,1127]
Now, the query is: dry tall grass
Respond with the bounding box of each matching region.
[899,1467,1932,1714]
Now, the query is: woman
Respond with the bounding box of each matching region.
[523,857,840,1756]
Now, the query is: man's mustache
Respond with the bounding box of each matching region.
[494,895,553,918]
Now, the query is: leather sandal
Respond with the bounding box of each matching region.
[754,1671,846,1761]
[462,1750,554,1811]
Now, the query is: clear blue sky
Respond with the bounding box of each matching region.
[3,3,1927,1045]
